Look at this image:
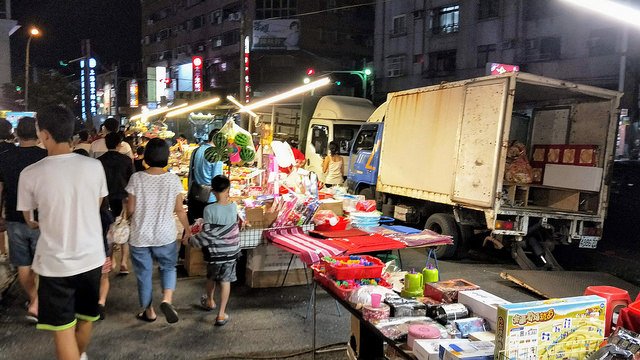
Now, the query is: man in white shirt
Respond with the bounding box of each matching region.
[18,105,108,360]
[89,117,133,159]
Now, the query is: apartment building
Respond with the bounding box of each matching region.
[0,0,16,87]
[374,0,639,116]
[141,0,374,105]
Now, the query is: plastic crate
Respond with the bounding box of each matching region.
[312,264,392,301]
[325,255,384,281]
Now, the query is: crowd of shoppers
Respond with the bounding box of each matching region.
[0,107,241,360]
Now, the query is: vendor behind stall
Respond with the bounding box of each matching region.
[187,129,224,222]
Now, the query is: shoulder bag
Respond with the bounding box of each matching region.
[188,146,212,203]
[107,207,130,245]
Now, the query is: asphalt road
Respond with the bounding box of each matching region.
[0,248,539,360]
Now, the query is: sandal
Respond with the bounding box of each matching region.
[136,311,157,322]
[160,302,179,324]
[199,295,216,311]
[215,314,229,326]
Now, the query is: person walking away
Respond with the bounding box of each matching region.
[17,105,107,360]
[0,117,46,320]
[98,133,134,276]
[73,130,92,153]
[186,175,240,326]
[0,119,16,262]
[322,141,344,187]
[90,118,133,159]
[133,146,145,172]
[126,138,190,323]
[187,129,224,223]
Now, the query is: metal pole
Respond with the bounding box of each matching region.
[114,65,119,120]
[24,36,32,111]
[619,26,628,93]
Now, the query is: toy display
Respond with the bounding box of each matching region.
[494,295,606,360]
[424,279,480,303]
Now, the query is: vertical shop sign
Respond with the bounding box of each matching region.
[193,56,203,92]
[89,58,97,117]
[244,36,251,103]
[129,79,139,107]
[80,58,97,120]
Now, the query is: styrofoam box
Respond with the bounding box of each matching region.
[458,290,510,325]
[543,164,603,192]
[413,339,468,360]
[246,244,305,271]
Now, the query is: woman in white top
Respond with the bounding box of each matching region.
[322,141,344,187]
[126,138,190,323]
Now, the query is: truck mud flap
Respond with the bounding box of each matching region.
[511,242,563,271]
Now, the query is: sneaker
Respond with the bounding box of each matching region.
[80,353,88,360]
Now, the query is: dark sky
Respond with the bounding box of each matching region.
[10,0,141,80]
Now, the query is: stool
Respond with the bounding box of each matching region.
[584,285,632,336]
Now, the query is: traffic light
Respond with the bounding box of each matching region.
[335,81,342,86]
[364,68,372,76]
[306,68,315,76]
[15,85,22,92]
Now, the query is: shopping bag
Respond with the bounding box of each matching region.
[107,208,130,245]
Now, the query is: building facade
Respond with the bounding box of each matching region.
[0,0,16,88]
[374,0,639,116]
[140,0,374,105]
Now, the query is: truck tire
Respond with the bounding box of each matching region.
[359,187,375,200]
[425,213,460,259]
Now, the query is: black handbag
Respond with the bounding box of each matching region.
[188,146,212,203]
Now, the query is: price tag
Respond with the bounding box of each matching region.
[578,236,599,249]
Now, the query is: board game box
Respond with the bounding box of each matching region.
[494,295,606,360]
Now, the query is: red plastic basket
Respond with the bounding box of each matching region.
[324,255,384,281]
[314,216,349,231]
[312,264,391,301]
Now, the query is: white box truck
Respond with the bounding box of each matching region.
[346,73,621,269]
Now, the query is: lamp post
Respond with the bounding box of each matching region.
[24,27,41,111]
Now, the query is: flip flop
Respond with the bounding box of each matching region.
[199,295,216,311]
[215,314,229,326]
[160,302,179,324]
[25,313,38,324]
[118,269,130,276]
[136,312,157,322]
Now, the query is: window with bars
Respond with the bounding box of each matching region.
[210,9,223,24]
[192,15,204,29]
[478,0,499,19]
[386,56,406,77]
[256,0,297,20]
[477,44,497,68]
[432,5,460,34]
[392,15,407,36]
[222,29,240,46]
[525,37,561,61]
[211,36,223,48]
[427,50,457,75]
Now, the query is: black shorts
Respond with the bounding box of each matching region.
[37,266,102,331]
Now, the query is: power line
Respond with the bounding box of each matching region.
[266,0,396,20]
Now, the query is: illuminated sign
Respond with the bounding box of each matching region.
[80,58,97,120]
[244,36,251,103]
[192,56,203,92]
[489,63,520,75]
[129,80,139,107]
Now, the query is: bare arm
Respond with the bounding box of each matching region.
[175,194,191,244]
[22,211,39,229]
[127,194,136,216]
[322,156,330,174]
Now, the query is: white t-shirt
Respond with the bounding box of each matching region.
[90,137,133,159]
[73,142,92,153]
[17,153,108,277]
[126,171,183,247]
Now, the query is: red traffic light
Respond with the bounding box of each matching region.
[306,68,315,76]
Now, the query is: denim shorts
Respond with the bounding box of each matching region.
[7,222,40,267]
[206,261,237,283]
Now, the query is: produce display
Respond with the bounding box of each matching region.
[204,119,257,166]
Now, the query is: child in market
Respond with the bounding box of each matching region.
[184,175,240,326]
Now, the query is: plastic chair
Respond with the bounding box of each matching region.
[584,285,632,336]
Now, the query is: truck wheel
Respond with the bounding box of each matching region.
[425,213,460,259]
[359,187,374,200]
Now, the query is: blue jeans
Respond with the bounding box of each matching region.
[6,221,40,267]
[130,242,178,309]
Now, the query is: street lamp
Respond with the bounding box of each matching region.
[24,27,41,111]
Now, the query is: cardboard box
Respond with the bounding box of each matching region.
[543,164,603,192]
[184,244,207,277]
[245,267,310,288]
[317,200,344,216]
[468,331,495,342]
[413,339,469,360]
[423,279,480,303]
[441,340,495,360]
[458,290,510,325]
[245,205,278,229]
[494,295,606,360]
[246,244,305,272]
[394,205,417,222]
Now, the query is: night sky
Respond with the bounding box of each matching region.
[10,0,141,80]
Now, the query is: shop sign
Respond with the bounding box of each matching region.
[252,19,300,50]
[489,63,520,75]
[193,56,203,92]
[244,36,251,103]
[129,80,139,107]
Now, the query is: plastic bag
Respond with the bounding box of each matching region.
[312,210,340,226]
[504,141,533,184]
[356,200,377,212]
[348,285,396,307]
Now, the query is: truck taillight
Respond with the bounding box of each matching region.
[495,220,515,230]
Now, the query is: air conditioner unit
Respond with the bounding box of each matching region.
[228,12,241,21]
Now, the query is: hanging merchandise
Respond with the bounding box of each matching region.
[422,249,439,285]
[206,119,257,166]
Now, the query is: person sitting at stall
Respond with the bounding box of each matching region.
[185,175,240,326]
[322,141,344,188]
[187,129,224,223]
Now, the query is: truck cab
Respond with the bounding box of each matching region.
[304,96,375,182]
[346,103,386,197]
